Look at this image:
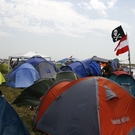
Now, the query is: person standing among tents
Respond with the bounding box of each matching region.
[101,60,113,78]
[114,62,124,71]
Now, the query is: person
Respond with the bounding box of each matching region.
[114,62,124,71]
[101,60,113,78]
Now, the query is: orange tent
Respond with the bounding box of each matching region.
[33,77,135,135]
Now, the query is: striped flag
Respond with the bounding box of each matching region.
[114,34,129,56]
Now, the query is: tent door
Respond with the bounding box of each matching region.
[121,83,131,94]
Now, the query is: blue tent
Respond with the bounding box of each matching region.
[4,60,26,81]
[0,96,30,135]
[26,56,46,66]
[5,56,57,81]
[26,56,57,78]
[112,58,119,72]
[7,63,41,88]
[61,56,118,78]
[61,58,101,78]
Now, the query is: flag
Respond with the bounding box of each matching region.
[111,25,125,42]
[114,34,129,56]
[68,55,73,61]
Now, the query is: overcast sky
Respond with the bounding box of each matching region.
[0,0,135,63]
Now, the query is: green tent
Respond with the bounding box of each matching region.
[53,71,80,82]
[54,62,63,70]
[12,71,80,106]
[0,62,12,74]
[12,78,54,106]
[108,71,135,97]
[114,58,119,62]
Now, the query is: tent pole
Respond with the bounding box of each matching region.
[8,57,11,72]
[128,51,131,75]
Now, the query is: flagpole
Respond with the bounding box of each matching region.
[127,33,131,75]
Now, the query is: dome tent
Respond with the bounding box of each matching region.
[12,78,55,106]
[0,62,12,74]
[26,56,57,78]
[0,96,30,135]
[53,71,80,82]
[4,60,26,81]
[0,72,6,85]
[5,56,57,81]
[33,77,135,135]
[7,63,41,88]
[108,71,135,97]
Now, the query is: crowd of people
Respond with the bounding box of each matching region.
[101,60,124,78]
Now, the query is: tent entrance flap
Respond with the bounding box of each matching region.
[121,83,131,93]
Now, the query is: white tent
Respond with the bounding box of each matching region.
[8,51,51,71]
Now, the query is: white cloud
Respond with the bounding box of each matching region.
[0,31,13,36]
[132,9,135,14]
[108,0,117,8]
[0,0,130,37]
[90,0,107,16]
[78,0,107,16]
[0,18,3,26]
[0,0,93,36]
[78,1,91,10]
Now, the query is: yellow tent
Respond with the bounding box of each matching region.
[0,72,6,85]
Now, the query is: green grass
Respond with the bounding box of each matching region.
[0,82,46,135]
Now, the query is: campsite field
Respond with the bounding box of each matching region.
[0,83,46,135]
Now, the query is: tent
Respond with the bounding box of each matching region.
[26,56,57,78]
[33,76,135,135]
[61,56,118,78]
[12,71,80,106]
[12,78,55,106]
[8,51,51,71]
[54,62,63,70]
[60,58,99,77]
[0,72,6,85]
[108,71,135,97]
[7,63,41,88]
[48,61,60,72]
[53,71,80,82]
[0,62,12,74]
[5,56,57,81]
[0,96,30,135]
[4,60,26,81]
